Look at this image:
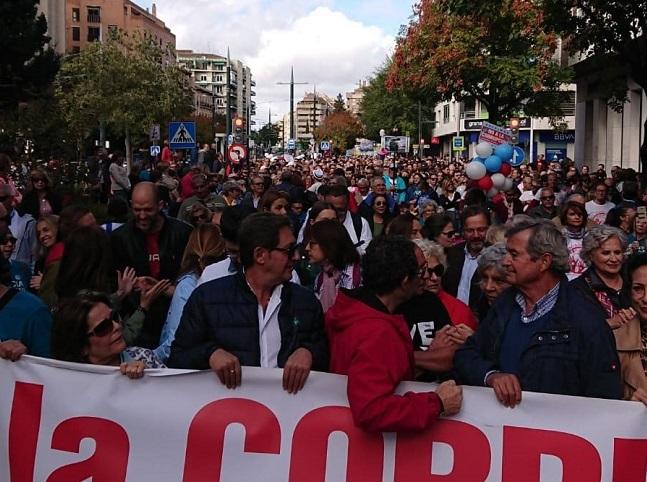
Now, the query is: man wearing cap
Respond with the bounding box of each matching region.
[177,173,226,224]
[0,184,36,268]
[221,180,243,206]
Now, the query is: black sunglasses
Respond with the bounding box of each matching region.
[87,311,119,338]
[427,264,445,277]
[272,244,298,257]
[31,177,46,183]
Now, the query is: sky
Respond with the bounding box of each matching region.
[135,0,415,128]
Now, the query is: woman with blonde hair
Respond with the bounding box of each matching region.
[155,224,227,361]
[19,167,61,219]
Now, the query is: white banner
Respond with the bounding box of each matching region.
[1,357,646,482]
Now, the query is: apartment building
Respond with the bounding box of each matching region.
[295,92,334,143]
[346,81,368,117]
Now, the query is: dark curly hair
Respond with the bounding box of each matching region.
[362,236,418,295]
[51,291,113,363]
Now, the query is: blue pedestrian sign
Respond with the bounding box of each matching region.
[320,141,331,151]
[510,146,526,166]
[150,145,161,156]
[287,139,296,150]
[168,122,196,149]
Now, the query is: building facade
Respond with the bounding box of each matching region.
[346,81,367,117]
[177,51,256,121]
[295,92,334,143]
[39,1,175,54]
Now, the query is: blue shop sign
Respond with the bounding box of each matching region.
[539,131,575,143]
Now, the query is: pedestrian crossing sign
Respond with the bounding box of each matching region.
[168,122,196,149]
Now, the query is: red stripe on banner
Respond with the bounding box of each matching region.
[9,382,44,482]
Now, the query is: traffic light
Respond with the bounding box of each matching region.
[509,117,520,145]
[233,116,245,144]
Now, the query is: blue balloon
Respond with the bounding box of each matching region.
[484,155,502,173]
[494,143,513,162]
[472,156,485,163]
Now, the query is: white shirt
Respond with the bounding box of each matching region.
[457,248,480,305]
[197,257,301,286]
[341,211,372,255]
[252,283,283,368]
[585,200,615,225]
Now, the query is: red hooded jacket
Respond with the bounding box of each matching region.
[325,289,442,432]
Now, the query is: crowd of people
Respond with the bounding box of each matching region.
[0,147,646,434]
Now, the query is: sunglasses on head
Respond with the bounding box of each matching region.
[87,311,119,338]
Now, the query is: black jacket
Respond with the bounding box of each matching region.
[18,190,62,219]
[454,281,623,399]
[442,243,482,311]
[168,272,329,371]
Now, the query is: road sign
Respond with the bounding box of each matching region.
[228,143,248,163]
[287,139,296,150]
[510,146,526,166]
[168,121,196,149]
[320,141,331,151]
[149,145,161,157]
[452,136,465,151]
[149,124,160,141]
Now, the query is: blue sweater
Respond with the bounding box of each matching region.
[0,289,53,357]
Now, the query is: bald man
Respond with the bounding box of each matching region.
[111,182,193,347]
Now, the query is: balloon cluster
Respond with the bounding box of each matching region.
[464,141,516,198]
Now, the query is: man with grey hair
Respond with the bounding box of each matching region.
[527,187,557,220]
[454,215,623,407]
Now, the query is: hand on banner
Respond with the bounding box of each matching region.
[631,388,647,406]
[435,380,463,416]
[283,348,312,394]
[120,361,146,379]
[210,349,241,389]
[116,267,137,299]
[607,308,637,330]
[487,373,522,407]
[0,340,27,361]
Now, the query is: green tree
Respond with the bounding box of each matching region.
[544,0,647,170]
[314,111,363,154]
[252,123,280,149]
[360,61,436,141]
[0,0,60,154]
[387,0,572,125]
[333,93,346,112]
[55,30,192,166]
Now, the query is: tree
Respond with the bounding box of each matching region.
[314,112,363,154]
[0,0,60,155]
[252,123,280,149]
[55,30,192,166]
[386,0,572,125]
[333,93,346,112]
[543,0,647,171]
[361,60,437,141]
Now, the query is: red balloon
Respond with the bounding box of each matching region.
[499,162,512,176]
[477,176,493,191]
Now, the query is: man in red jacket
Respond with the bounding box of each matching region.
[325,235,463,433]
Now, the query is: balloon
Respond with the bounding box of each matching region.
[499,162,512,176]
[465,161,487,180]
[487,187,499,198]
[503,178,515,192]
[472,156,485,163]
[475,141,493,158]
[477,175,493,191]
[491,173,506,189]
[494,143,513,162]
[484,155,502,173]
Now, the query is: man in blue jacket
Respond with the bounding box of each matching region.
[169,213,328,394]
[454,216,623,406]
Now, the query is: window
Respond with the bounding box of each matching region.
[200,75,207,81]
[216,75,223,82]
[443,105,450,124]
[87,27,100,42]
[87,6,101,23]
[72,27,80,42]
[72,8,80,22]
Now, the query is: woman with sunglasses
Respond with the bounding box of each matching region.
[51,292,165,378]
[422,213,455,249]
[366,194,392,238]
[18,168,61,219]
[305,219,361,313]
[0,227,31,292]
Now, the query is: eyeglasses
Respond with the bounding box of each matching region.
[374,201,386,207]
[31,177,46,183]
[441,230,455,237]
[426,264,445,277]
[0,237,16,245]
[252,182,264,186]
[87,312,119,338]
[540,195,555,200]
[272,244,298,257]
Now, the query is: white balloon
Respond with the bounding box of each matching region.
[491,173,506,189]
[487,187,499,198]
[503,177,515,192]
[475,141,493,158]
[465,161,487,180]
